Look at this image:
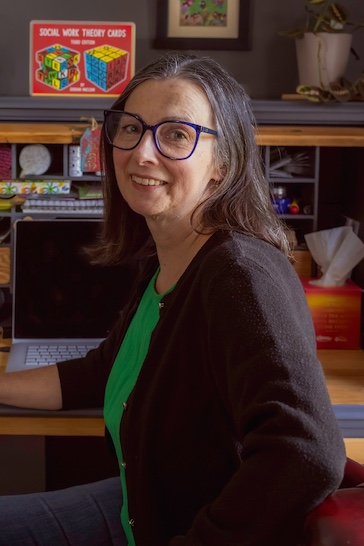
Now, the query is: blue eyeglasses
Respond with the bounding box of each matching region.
[103,110,218,160]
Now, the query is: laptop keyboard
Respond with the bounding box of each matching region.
[25,344,98,366]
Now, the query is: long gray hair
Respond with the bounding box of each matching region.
[92,52,290,265]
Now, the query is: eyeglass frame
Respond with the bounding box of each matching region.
[103,109,218,161]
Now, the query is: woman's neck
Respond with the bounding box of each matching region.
[153,229,212,294]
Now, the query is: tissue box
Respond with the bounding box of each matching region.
[301,279,362,349]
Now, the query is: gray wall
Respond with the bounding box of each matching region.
[1,0,363,99]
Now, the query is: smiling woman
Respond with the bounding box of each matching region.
[0,52,346,546]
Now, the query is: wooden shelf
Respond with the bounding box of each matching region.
[1,123,364,147]
[256,126,364,147]
[0,123,89,144]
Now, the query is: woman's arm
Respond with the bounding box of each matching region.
[175,239,346,545]
[0,280,137,412]
[0,365,62,410]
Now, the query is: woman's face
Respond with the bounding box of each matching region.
[112,78,220,229]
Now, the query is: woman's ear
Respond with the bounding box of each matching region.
[214,166,226,188]
[216,163,227,181]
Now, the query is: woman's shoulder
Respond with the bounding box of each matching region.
[187,230,305,302]
[201,231,292,275]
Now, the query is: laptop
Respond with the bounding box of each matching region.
[6,218,130,372]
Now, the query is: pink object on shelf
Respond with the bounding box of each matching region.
[0,145,12,179]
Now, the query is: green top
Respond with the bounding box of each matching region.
[103,269,174,545]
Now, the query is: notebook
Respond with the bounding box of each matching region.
[6,218,130,373]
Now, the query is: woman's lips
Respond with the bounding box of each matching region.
[132,175,166,186]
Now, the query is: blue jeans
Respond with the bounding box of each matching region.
[0,477,127,545]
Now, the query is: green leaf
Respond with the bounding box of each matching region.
[328,3,348,25]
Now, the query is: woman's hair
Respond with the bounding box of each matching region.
[91,51,290,265]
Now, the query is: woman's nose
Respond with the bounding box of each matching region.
[133,130,159,162]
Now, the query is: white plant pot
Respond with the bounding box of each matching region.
[295,32,352,87]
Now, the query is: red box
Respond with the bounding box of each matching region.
[301,279,362,349]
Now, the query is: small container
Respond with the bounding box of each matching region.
[68,145,83,177]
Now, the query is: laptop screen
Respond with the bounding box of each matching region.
[13,219,131,340]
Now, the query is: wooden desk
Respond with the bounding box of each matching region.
[0,340,364,460]
[0,339,104,437]
[318,350,364,405]
[318,350,364,463]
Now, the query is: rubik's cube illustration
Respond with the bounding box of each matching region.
[36,44,80,90]
[84,45,129,91]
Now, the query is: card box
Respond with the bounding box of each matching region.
[301,279,362,349]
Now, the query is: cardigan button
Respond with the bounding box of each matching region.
[159,302,164,309]
[122,401,128,409]
[120,461,126,469]
[128,518,135,527]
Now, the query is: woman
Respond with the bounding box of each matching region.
[0,52,345,545]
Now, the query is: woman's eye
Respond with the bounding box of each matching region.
[121,123,139,135]
[170,129,187,141]
[163,124,193,142]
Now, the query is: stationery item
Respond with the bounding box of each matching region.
[80,118,101,174]
[19,145,52,178]
[0,146,12,178]
[21,198,103,214]
[0,180,71,195]
[68,145,83,177]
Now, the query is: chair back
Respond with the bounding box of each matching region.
[302,457,364,546]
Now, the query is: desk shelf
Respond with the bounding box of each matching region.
[0,124,104,311]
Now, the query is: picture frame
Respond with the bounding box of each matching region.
[154,0,252,51]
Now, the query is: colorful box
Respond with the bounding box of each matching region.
[301,279,362,349]
[30,21,135,97]
[0,180,71,195]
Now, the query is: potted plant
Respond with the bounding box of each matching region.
[280,0,364,92]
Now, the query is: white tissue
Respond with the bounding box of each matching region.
[304,226,364,287]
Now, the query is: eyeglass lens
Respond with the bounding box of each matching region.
[106,112,198,160]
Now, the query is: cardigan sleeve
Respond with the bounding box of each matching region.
[171,241,346,545]
[57,311,128,409]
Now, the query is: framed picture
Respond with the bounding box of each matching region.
[154,0,252,51]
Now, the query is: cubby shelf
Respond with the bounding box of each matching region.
[0,124,103,304]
